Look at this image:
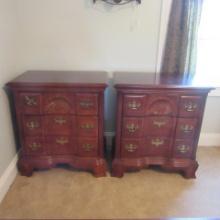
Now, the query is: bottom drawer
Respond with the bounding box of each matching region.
[46,136,76,155]
[173,139,194,158]
[77,138,98,157]
[121,139,143,158]
[23,137,46,155]
[144,137,171,157]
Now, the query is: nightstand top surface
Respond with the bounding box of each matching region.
[114,72,215,90]
[7,70,108,88]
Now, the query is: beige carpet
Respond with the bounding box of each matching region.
[0,147,220,219]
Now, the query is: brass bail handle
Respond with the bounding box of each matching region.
[128,101,141,110]
[25,96,37,106]
[126,123,139,133]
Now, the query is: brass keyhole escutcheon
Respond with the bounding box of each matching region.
[153,120,166,128]
[151,138,164,147]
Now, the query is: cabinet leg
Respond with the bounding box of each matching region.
[183,162,199,179]
[18,159,33,177]
[111,161,124,177]
[93,161,107,177]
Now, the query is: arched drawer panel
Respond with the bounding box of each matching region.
[43,93,75,114]
[146,95,178,116]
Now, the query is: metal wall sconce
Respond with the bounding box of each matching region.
[93,0,141,5]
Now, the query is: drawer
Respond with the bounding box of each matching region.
[23,137,46,155]
[173,140,194,158]
[144,137,171,157]
[43,93,75,114]
[77,138,98,157]
[23,116,42,136]
[121,139,143,158]
[123,95,147,116]
[176,118,198,138]
[77,116,98,137]
[179,96,203,117]
[76,93,98,115]
[44,115,75,136]
[19,93,42,114]
[146,95,178,116]
[46,136,75,155]
[122,117,144,138]
[145,116,176,137]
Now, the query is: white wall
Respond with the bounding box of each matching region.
[15,0,162,72]
[0,0,19,175]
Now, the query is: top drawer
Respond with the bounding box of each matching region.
[19,93,42,114]
[179,96,203,117]
[146,95,178,116]
[76,93,98,115]
[123,94,178,116]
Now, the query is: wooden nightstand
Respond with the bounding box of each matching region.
[7,70,108,177]
[112,72,214,178]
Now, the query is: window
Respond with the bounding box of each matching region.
[194,0,220,85]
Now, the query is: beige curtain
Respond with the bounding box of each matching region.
[161,0,203,77]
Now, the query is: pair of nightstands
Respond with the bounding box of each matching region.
[7,71,213,178]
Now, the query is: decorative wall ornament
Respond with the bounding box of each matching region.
[93,0,141,5]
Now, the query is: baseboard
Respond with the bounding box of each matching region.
[198,133,220,147]
[105,131,220,147]
[0,154,18,203]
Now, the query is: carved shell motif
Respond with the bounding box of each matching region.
[44,96,72,114]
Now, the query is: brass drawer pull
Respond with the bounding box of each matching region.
[56,137,69,145]
[54,117,67,125]
[80,101,94,108]
[29,142,41,151]
[83,143,94,151]
[151,138,164,147]
[126,124,139,133]
[177,144,190,153]
[80,124,94,129]
[26,121,40,129]
[153,120,166,128]
[184,102,198,112]
[24,96,37,106]
[128,101,141,110]
[180,124,194,133]
[125,144,137,152]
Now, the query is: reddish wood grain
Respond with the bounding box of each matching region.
[112,72,213,178]
[7,71,108,177]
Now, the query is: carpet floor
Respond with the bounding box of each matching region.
[0,147,220,219]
